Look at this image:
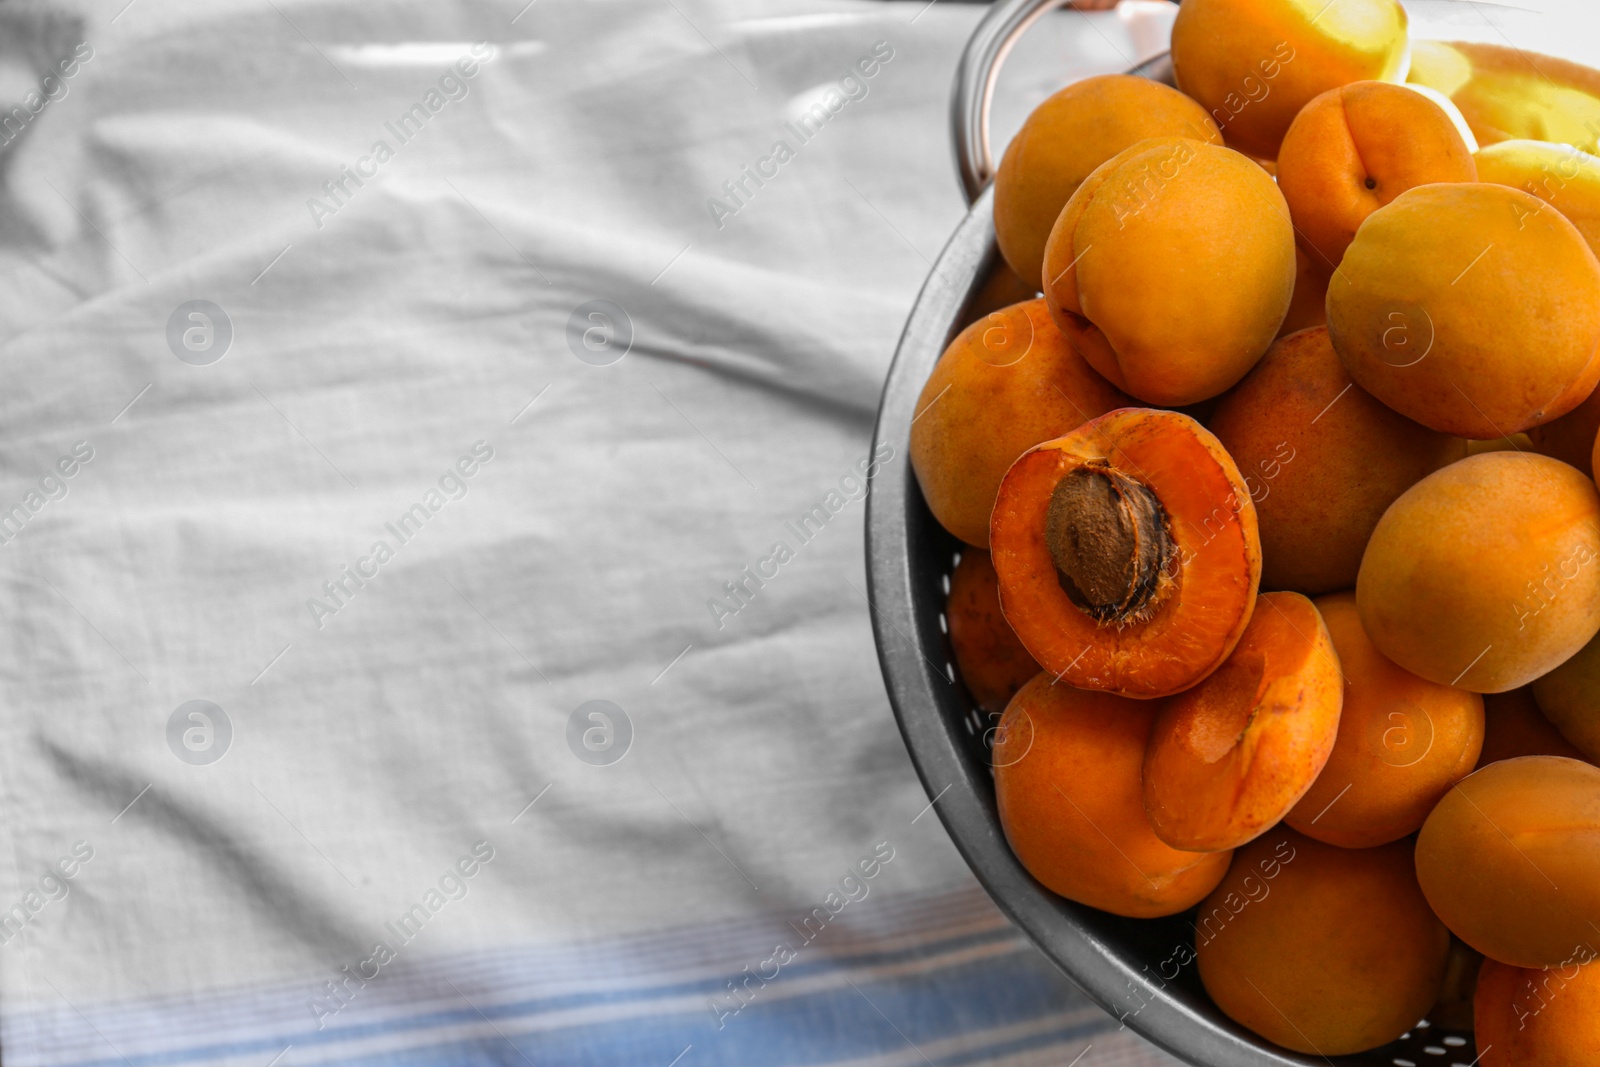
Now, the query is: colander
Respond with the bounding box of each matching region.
[863,1,1484,1063]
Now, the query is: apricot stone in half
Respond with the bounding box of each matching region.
[1042,138,1295,407]
[993,675,1231,917]
[1416,756,1600,968]
[1327,182,1600,439]
[1479,687,1587,767]
[1170,0,1410,160]
[909,299,1130,547]
[946,549,1041,715]
[990,408,1261,699]
[1532,630,1600,763]
[1476,954,1600,1066]
[1277,81,1477,271]
[994,74,1221,288]
[1208,326,1466,595]
[1476,140,1600,258]
[1144,591,1342,852]
[1357,452,1600,693]
[1196,829,1451,1056]
[1286,593,1483,848]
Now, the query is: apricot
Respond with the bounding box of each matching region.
[992,675,1231,917]
[909,299,1130,547]
[993,74,1221,287]
[1277,81,1477,271]
[1532,631,1600,763]
[1409,40,1600,155]
[1042,138,1295,406]
[946,549,1041,715]
[990,408,1260,698]
[1275,247,1327,339]
[1144,591,1341,852]
[1196,829,1450,1056]
[1529,384,1600,478]
[1356,452,1600,693]
[1417,757,1600,968]
[1170,0,1409,160]
[1286,593,1483,848]
[1476,140,1600,258]
[1327,183,1600,439]
[1479,687,1586,767]
[1209,326,1466,594]
[1476,954,1600,1066]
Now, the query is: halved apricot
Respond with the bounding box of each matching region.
[1277,81,1477,271]
[1415,756,1600,968]
[909,299,1130,547]
[947,549,1041,715]
[990,408,1261,698]
[1479,687,1587,767]
[993,674,1231,917]
[1286,593,1483,848]
[1476,953,1600,1066]
[1196,829,1451,1056]
[1144,591,1342,851]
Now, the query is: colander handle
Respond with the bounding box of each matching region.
[950,0,1070,204]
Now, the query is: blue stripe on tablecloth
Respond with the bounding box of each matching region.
[4,889,1109,1067]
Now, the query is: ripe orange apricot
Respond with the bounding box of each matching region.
[1144,592,1342,852]
[909,299,1130,547]
[992,676,1231,917]
[1209,326,1466,595]
[1416,756,1600,968]
[1476,140,1600,258]
[1042,138,1295,406]
[1170,0,1410,160]
[1196,829,1450,1056]
[1327,183,1600,439]
[1476,954,1600,1066]
[947,549,1041,715]
[1356,452,1600,693]
[1277,81,1477,271]
[1286,593,1483,848]
[1479,687,1586,767]
[1531,631,1600,763]
[1276,247,1327,339]
[1408,40,1600,155]
[990,408,1261,698]
[993,74,1221,287]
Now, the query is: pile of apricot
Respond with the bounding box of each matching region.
[912,0,1600,1059]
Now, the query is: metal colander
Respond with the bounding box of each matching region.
[863,1,1488,1062]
